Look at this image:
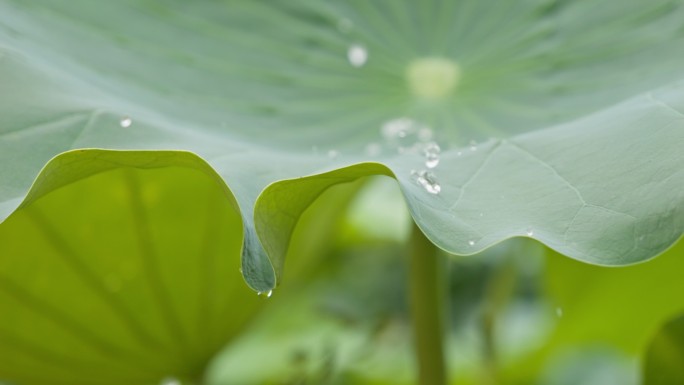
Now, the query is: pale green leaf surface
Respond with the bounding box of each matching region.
[1,0,683,293]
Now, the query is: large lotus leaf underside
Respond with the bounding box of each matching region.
[0,0,683,292]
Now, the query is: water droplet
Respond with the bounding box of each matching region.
[119,116,132,128]
[456,151,463,156]
[257,290,273,298]
[411,170,441,194]
[327,149,339,159]
[365,142,381,156]
[337,18,354,34]
[160,377,181,385]
[347,44,368,68]
[468,240,475,246]
[478,212,484,217]
[266,290,273,298]
[556,307,563,318]
[469,140,477,151]
[423,142,441,169]
[526,227,534,237]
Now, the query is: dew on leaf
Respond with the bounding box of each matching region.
[258,290,273,298]
[526,227,534,237]
[327,149,340,159]
[119,116,132,128]
[469,140,477,151]
[468,240,475,246]
[347,44,368,67]
[423,142,441,168]
[411,169,441,194]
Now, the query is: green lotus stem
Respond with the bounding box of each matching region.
[408,224,448,385]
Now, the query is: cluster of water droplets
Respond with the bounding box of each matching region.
[423,142,440,169]
[377,117,444,195]
[411,169,441,194]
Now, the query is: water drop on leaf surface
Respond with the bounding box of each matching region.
[412,170,441,194]
[423,142,441,168]
[347,44,368,67]
[119,116,132,128]
[160,377,180,385]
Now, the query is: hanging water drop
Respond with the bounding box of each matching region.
[347,44,368,68]
[159,377,181,385]
[266,290,273,298]
[423,142,441,169]
[411,170,441,194]
[120,116,132,128]
[526,227,534,237]
[257,290,273,298]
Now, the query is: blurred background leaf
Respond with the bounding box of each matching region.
[643,313,684,385]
